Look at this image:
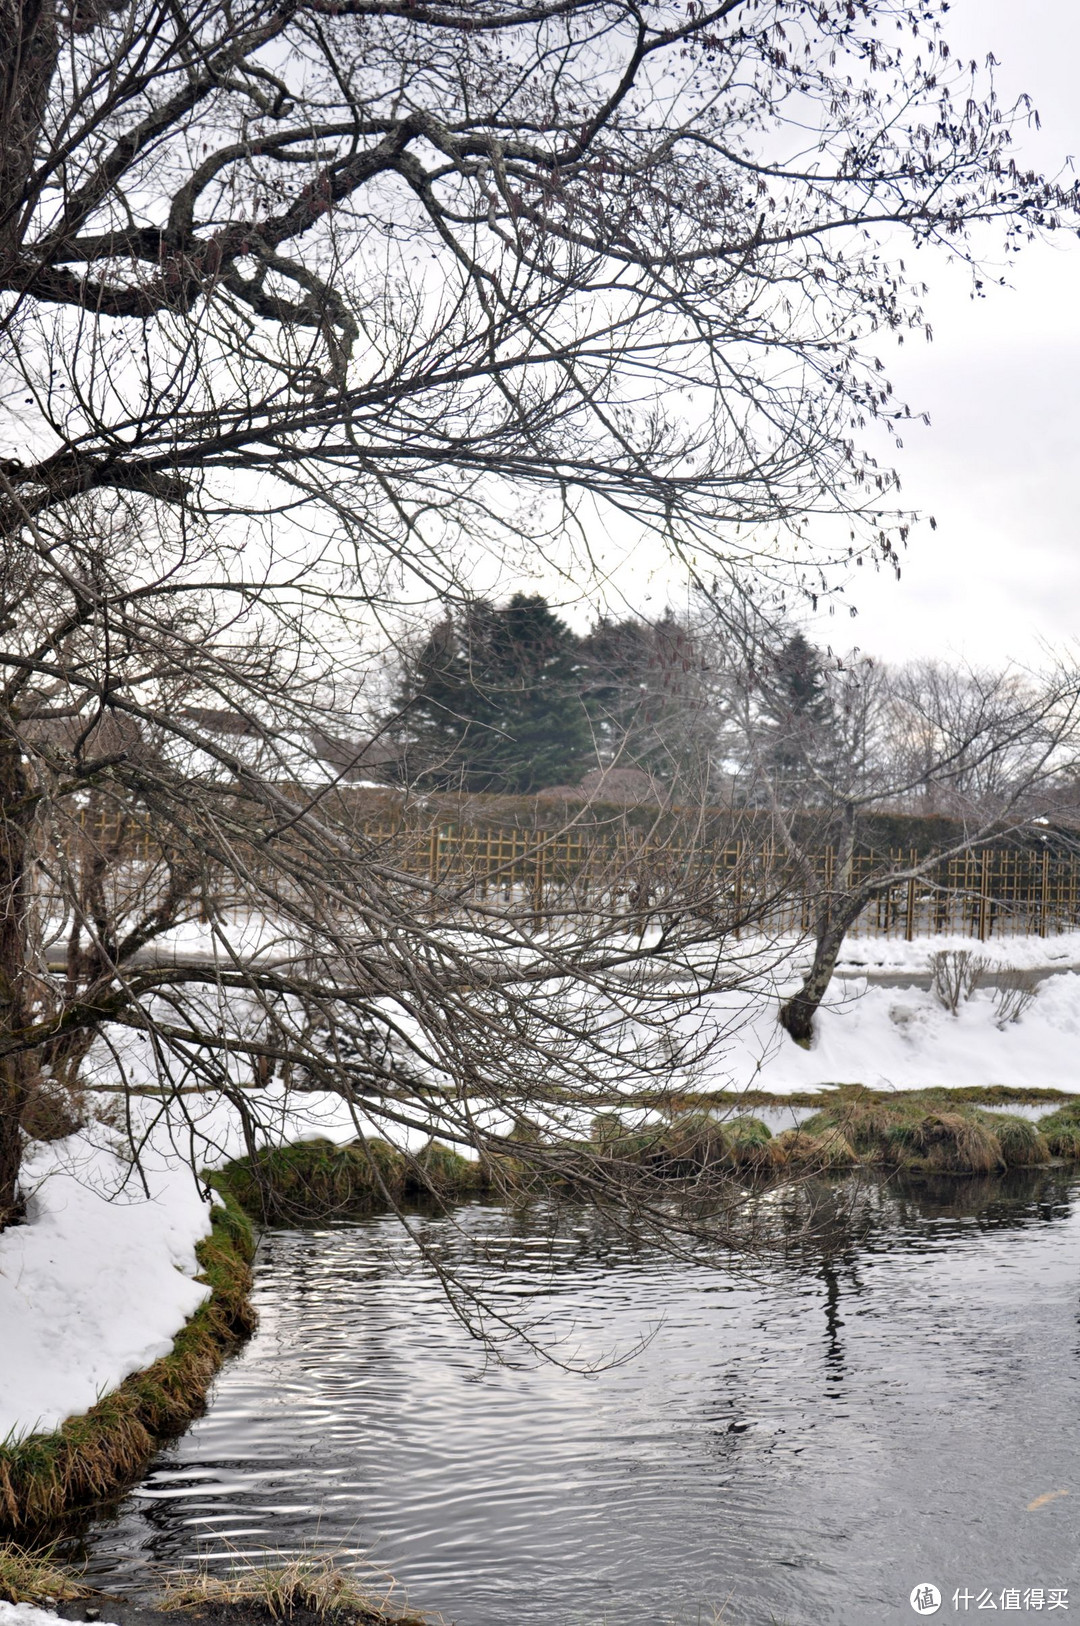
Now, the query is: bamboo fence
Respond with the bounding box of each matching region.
[376,826,1079,939]
[51,807,1080,939]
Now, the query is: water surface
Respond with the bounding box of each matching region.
[75,1171,1080,1625]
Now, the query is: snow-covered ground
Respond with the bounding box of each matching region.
[0,1608,112,1626]
[0,1133,212,1443]
[700,972,1080,1094]
[834,929,1080,976]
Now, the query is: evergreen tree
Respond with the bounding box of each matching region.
[579,612,713,785]
[393,595,592,792]
[760,631,837,801]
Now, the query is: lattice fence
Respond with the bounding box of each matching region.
[46,806,1080,938]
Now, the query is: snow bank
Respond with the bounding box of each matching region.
[0,1608,118,1626]
[0,1134,212,1442]
[835,930,1080,975]
[701,969,1080,1095]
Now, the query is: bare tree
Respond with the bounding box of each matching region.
[0,0,1074,1230]
[713,603,1080,1042]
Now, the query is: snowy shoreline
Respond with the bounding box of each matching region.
[5,931,1080,1471]
[0,1137,212,1444]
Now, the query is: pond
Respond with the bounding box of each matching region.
[73,1169,1080,1625]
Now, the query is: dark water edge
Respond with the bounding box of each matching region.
[69,1169,1080,1626]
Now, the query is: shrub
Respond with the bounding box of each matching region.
[928,949,987,1014]
[992,971,1039,1029]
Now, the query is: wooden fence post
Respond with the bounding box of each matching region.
[905,847,916,943]
[531,837,545,931]
[978,848,991,942]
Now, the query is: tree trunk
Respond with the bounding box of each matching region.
[779,893,868,1046]
[0,731,38,1224]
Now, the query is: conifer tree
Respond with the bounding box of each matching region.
[394,596,592,792]
[760,632,838,804]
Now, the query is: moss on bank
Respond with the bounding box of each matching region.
[801,1088,1054,1175]
[214,1138,487,1225]
[0,1187,256,1538]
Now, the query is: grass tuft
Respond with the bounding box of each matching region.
[213,1138,485,1225]
[972,1111,1050,1167]
[160,1555,430,1625]
[0,1542,88,1603]
[1037,1100,1080,1158]
[773,1127,858,1170]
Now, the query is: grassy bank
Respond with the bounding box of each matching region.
[5,1084,1078,1537]
[215,1088,1080,1231]
[590,1086,1080,1179]
[621,1083,1077,1112]
[797,1088,1065,1175]
[213,1138,488,1225]
[0,1548,430,1625]
[0,1188,256,1539]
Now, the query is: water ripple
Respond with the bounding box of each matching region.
[75,1173,1080,1625]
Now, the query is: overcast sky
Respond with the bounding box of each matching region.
[518,3,1080,668]
[801,0,1080,666]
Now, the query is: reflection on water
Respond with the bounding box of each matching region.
[72,1169,1080,1626]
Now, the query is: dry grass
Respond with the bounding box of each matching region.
[799,1089,1047,1175]
[1037,1100,1080,1158]
[974,1112,1050,1167]
[0,1542,88,1603]
[160,1556,430,1625]
[773,1127,858,1170]
[214,1138,485,1225]
[0,1189,256,1536]
[894,1110,1003,1175]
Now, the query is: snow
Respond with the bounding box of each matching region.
[834,929,1080,976]
[0,1133,212,1443]
[699,960,1080,1095]
[7,925,1080,1449]
[0,1608,118,1626]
